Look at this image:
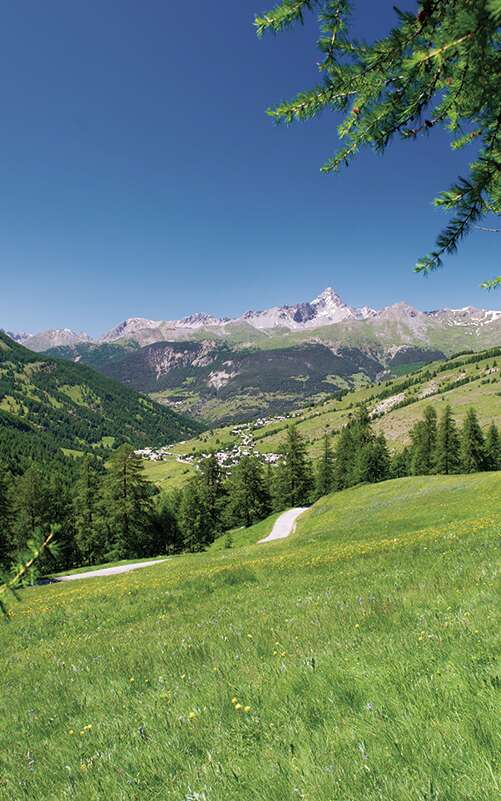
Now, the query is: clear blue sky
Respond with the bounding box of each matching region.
[0,0,498,335]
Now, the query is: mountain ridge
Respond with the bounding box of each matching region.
[7,286,501,351]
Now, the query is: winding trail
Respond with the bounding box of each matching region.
[48,558,169,583]
[258,507,309,543]
[45,507,308,583]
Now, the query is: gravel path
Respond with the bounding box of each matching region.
[52,558,169,582]
[258,507,309,543]
[46,509,307,583]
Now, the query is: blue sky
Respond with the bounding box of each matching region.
[0,0,498,335]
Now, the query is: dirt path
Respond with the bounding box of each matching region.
[52,558,169,582]
[258,507,309,543]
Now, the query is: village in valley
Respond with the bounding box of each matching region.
[135,414,293,469]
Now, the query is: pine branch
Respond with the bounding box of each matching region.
[0,527,59,619]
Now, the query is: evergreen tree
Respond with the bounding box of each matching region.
[435,405,461,474]
[198,453,225,538]
[460,408,486,473]
[151,491,182,554]
[0,461,13,566]
[226,456,271,528]
[410,406,438,475]
[177,479,209,552]
[333,425,355,491]
[315,434,335,498]
[390,446,412,479]
[74,455,105,564]
[46,469,76,570]
[255,1,501,287]
[358,433,390,485]
[275,425,313,508]
[102,444,154,559]
[484,422,500,471]
[13,466,52,548]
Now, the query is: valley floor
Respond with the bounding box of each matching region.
[1,472,500,801]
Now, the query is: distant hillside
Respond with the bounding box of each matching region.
[0,331,203,468]
[139,346,501,491]
[46,339,446,424]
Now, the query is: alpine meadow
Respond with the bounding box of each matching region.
[1,2,500,801]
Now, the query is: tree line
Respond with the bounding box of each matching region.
[0,404,499,573]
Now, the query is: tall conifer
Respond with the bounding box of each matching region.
[435,405,460,474]
[484,422,500,471]
[460,408,485,473]
[315,434,335,498]
[102,444,154,558]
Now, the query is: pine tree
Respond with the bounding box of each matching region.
[151,491,183,554]
[198,453,225,539]
[390,446,412,479]
[74,455,105,564]
[484,422,501,471]
[13,466,52,548]
[102,444,154,559]
[411,406,438,475]
[255,1,501,288]
[435,405,461,474]
[460,408,485,473]
[178,479,209,552]
[0,461,13,566]
[357,434,390,485]
[275,425,313,508]
[315,434,335,498]
[226,456,271,528]
[333,425,355,491]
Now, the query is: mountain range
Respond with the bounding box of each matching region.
[5,287,500,424]
[9,287,501,351]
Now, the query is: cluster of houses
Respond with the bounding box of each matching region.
[135,412,293,470]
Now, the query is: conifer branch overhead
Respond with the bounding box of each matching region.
[255,0,501,287]
[0,526,59,619]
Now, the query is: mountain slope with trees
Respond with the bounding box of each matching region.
[0,331,202,467]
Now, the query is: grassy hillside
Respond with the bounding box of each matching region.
[141,347,501,489]
[2,472,499,800]
[0,331,202,466]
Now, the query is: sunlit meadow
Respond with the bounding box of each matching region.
[1,472,500,801]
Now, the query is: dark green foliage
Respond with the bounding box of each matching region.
[102,445,155,559]
[358,434,391,485]
[435,405,461,474]
[225,456,271,527]
[73,455,106,563]
[151,492,182,554]
[274,425,313,508]
[333,424,355,490]
[0,462,13,565]
[334,407,390,489]
[460,408,486,472]
[178,479,210,552]
[485,422,501,470]
[315,434,335,498]
[255,1,501,286]
[390,446,412,479]
[198,453,226,537]
[410,406,438,475]
[12,466,53,547]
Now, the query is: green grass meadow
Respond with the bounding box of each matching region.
[1,472,500,800]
